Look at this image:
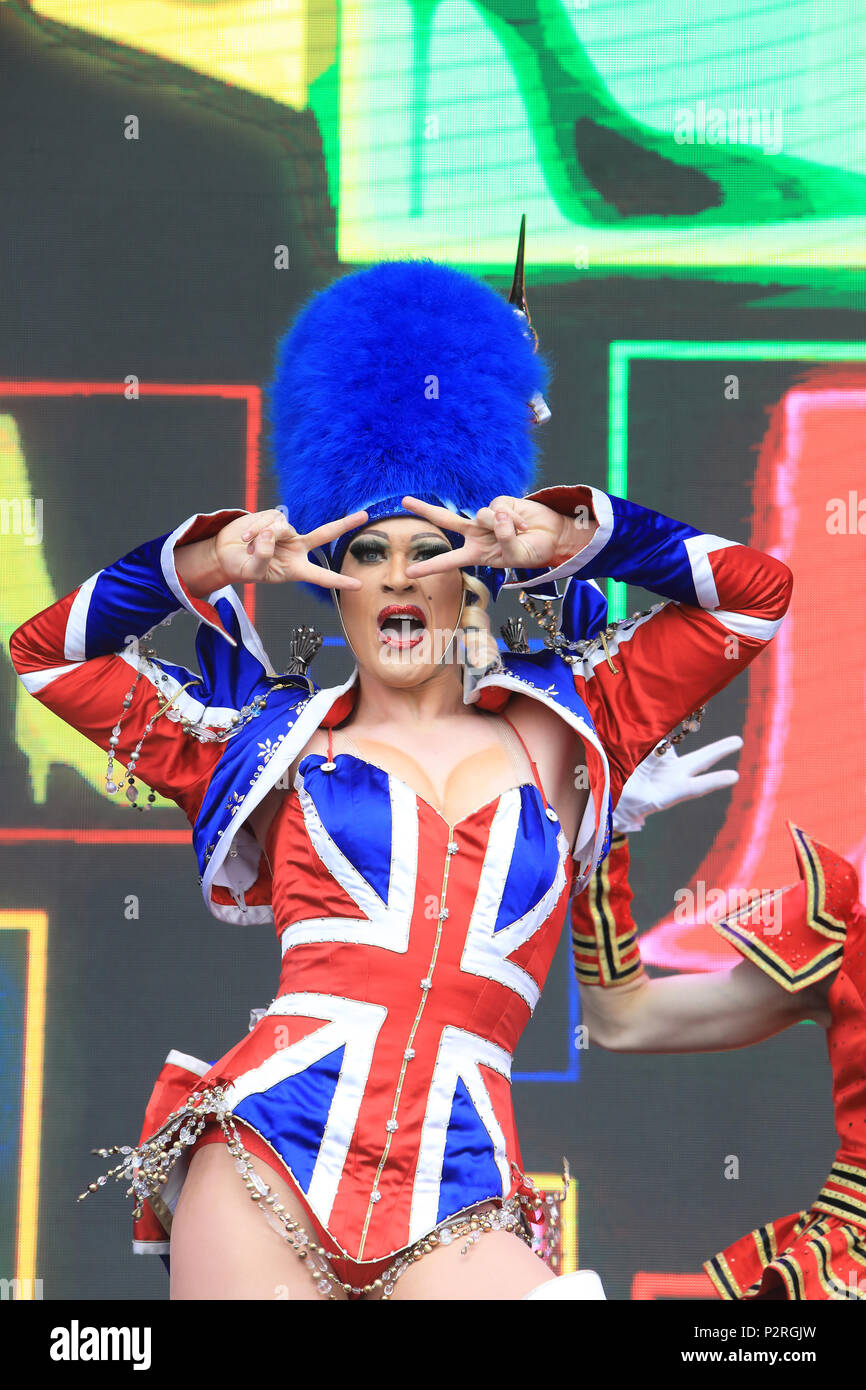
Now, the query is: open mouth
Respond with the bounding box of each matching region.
[377,604,427,650]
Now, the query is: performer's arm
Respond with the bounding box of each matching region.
[7,510,250,815]
[574,834,830,1053]
[509,484,793,804]
[8,506,367,815]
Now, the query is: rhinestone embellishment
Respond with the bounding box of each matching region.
[78,1078,548,1302]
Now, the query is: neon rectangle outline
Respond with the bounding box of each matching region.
[607,340,866,620]
[0,379,259,842]
[0,910,48,1297]
[0,377,262,615]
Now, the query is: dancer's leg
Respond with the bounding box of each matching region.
[169,1141,347,1301]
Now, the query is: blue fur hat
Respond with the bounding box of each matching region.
[264,252,551,600]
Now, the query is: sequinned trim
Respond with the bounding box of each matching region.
[80,1087,563,1300]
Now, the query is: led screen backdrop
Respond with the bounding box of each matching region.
[1,0,864,1300]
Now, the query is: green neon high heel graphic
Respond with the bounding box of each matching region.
[405,0,866,226]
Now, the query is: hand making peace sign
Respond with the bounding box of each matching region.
[401,495,597,577]
[214,508,369,590]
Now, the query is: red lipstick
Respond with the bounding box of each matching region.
[377,604,427,649]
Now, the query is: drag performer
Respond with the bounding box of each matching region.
[9,226,793,1300]
[573,807,866,1300]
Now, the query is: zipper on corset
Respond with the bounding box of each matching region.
[357,822,457,1260]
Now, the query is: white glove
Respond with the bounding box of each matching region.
[612,735,743,834]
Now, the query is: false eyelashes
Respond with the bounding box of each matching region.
[346,539,451,564]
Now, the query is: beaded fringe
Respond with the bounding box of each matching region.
[80,1086,567,1300]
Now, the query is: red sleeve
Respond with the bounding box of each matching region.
[522,485,793,806]
[571,832,643,987]
[582,553,791,805]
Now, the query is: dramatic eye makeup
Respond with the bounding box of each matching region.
[412,542,450,562]
[348,537,387,562]
[346,533,451,564]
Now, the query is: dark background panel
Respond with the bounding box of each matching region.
[0,2,860,1300]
